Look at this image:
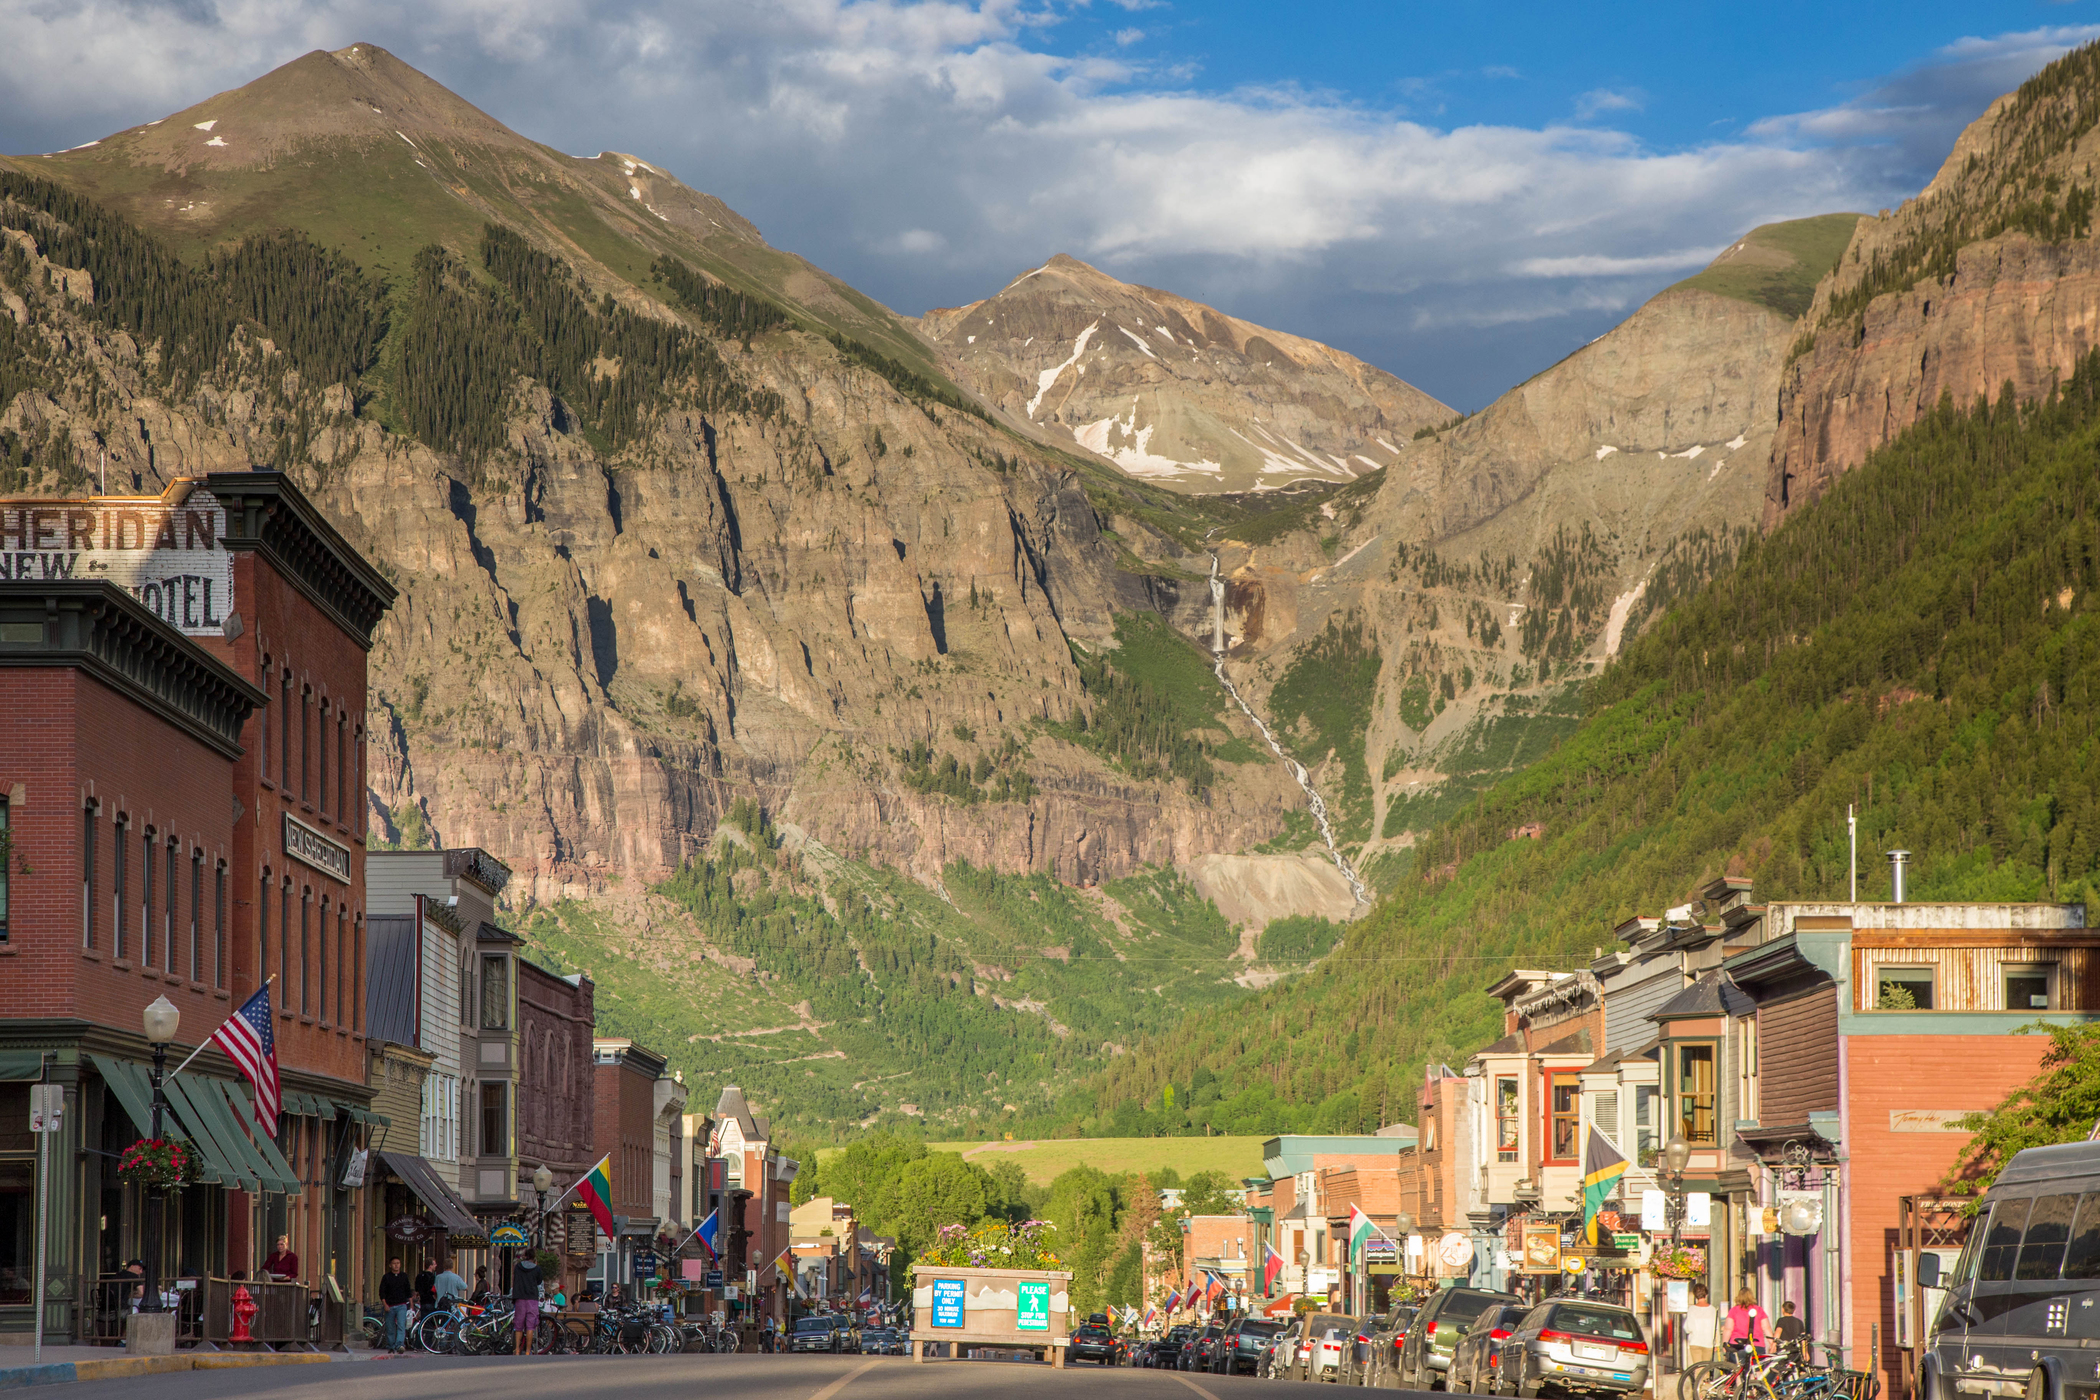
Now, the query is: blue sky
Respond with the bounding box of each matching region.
[1,0,2093,408]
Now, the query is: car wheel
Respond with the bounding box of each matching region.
[2026,1369,2051,1400]
[1516,1359,1543,1399]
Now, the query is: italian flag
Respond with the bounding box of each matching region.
[574,1153,615,1234]
[1348,1205,1380,1263]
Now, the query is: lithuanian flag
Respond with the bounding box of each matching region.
[573,1154,615,1235]
[1581,1127,1629,1246]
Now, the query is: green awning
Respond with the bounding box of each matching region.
[191,1081,297,1196]
[88,1055,231,1186]
[163,1076,259,1193]
[0,1051,51,1081]
[215,1082,302,1197]
[347,1106,390,1127]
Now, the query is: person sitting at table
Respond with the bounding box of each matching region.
[260,1235,300,1283]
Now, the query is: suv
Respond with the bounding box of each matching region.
[1069,1324,1120,1366]
[1447,1302,1528,1393]
[1366,1303,1419,1386]
[1213,1316,1283,1375]
[1396,1287,1522,1390]
[1180,1323,1225,1371]
[788,1314,849,1353]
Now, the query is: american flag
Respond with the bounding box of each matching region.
[210,986,279,1135]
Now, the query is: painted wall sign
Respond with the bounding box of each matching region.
[0,485,233,635]
[1890,1110,1983,1133]
[284,812,352,884]
[931,1278,965,1328]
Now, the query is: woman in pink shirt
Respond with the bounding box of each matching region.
[1726,1287,1770,1354]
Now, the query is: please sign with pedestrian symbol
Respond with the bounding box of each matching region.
[1016,1280,1050,1331]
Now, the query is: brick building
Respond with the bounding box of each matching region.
[0,470,393,1341]
[591,1038,667,1290]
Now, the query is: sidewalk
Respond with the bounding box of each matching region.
[0,1345,360,1391]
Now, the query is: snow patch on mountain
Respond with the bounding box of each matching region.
[1074,400,1223,481]
[1026,321,1099,419]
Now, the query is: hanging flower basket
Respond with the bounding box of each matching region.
[118,1138,196,1190]
[1651,1242,1707,1280]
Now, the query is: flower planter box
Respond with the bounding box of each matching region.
[907,1266,1075,1366]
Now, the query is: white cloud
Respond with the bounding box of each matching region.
[1512,247,1725,278]
[1113,27,1143,46]
[0,2,2088,408]
[1573,87,1644,119]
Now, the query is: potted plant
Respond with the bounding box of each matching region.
[117,1138,196,1189]
[908,1220,1074,1365]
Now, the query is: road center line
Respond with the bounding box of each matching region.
[1169,1374,1222,1400]
[808,1357,885,1400]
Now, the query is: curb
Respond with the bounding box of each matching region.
[0,1353,336,1389]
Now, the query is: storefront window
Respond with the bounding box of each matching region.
[0,1163,29,1304]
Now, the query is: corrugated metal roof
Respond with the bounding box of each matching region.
[366,914,417,1047]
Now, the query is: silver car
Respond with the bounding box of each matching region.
[1494,1300,1651,1398]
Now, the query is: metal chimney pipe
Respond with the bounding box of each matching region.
[1887,849,1911,903]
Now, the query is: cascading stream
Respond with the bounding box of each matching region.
[1209,554,1370,909]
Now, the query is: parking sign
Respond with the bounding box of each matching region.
[931,1278,965,1328]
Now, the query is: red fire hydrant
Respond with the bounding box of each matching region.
[230,1285,257,1343]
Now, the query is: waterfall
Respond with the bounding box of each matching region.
[1208,553,1370,909]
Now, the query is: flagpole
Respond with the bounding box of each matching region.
[168,976,274,1078]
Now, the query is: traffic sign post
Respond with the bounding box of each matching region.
[29,1079,60,1363]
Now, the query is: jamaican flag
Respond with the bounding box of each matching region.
[1582,1127,1629,1246]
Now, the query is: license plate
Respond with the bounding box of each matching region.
[1577,1344,1611,1360]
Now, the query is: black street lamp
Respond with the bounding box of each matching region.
[1660,1136,1693,1374]
[141,996,181,1315]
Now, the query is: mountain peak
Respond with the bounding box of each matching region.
[924,257,1451,492]
[79,43,524,171]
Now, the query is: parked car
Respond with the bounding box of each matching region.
[1149,1325,1194,1370]
[1069,1323,1121,1366]
[1213,1316,1284,1375]
[789,1314,851,1353]
[1180,1323,1225,1371]
[1446,1303,1528,1392]
[1295,1312,1354,1382]
[858,1326,906,1355]
[1491,1299,1650,1398]
[1263,1317,1306,1379]
[1366,1302,1419,1387]
[1918,1140,2100,1400]
[1396,1287,1522,1390]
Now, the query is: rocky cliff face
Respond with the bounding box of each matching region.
[922,254,1452,493]
[1195,231,1822,852]
[0,46,1305,908]
[1769,46,2100,526]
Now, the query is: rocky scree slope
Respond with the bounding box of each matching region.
[921,254,1452,494]
[1770,39,2100,526]
[0,44,1312,911]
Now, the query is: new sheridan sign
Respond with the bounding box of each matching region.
[284,813,351,885]
[0,483,233,636]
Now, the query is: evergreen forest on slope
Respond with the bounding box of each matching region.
[1061,360,2100,1136]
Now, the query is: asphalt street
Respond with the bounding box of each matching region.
[62,1353,1432,1400]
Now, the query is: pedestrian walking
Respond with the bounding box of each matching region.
[762,1313,776,1353]
[1725,1288,1769,1357]
[434,1260,467,1307]
[378,1259,413,1353]
[1683,1284,1717,1365]
[510,1253,544,1357]
[1774,1301,1807,1361]
[469,1266,493,1307]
